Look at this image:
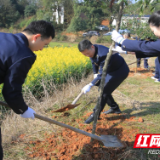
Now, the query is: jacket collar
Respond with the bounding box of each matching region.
[15,33,29,47]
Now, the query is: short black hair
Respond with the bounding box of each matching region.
[148,10,160,27]
[23,20,55,39]
[124,32,130,38]
[78,39,93,52]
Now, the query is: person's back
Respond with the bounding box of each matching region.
[92,44,125,72]
[0,32,35,84]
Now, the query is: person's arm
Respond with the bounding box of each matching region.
[120,39,160,58]
[112,30,160,58]
[91,61,98,74]
[91,61,105,86]
[82,61,103,94]
[2,57,36,114]
[121,39,160,58]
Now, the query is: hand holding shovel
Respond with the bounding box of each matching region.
[0,100,123,147]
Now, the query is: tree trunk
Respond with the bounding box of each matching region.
[91,1,124,141]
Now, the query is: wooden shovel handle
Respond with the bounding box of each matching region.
[0,101,123,146]
[71,91,84,104]
[34,113,102,141]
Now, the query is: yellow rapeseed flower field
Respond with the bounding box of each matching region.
[0,46,92,100]
[24,47,92,94]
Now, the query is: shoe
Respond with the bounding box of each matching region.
[103,108,122,114]
[155,79,160,83]
[84,113,94,124]
[144,66,150,70]
[151,76,158,80]
[84,113,100,124]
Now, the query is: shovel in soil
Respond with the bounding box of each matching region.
[0,101,123,147]
[34,113,124,148]
[52,91,84,112]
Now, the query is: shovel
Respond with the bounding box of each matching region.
[52,91,84,112]
[0,101,123,148]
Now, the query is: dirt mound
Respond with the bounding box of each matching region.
[25,113,144,160]
[129,67,154,78]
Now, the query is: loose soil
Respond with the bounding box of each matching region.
[128,67,154,78]
[25,112,144,160]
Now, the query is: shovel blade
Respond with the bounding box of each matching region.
[100,135,124,148]
[52,103,80,112]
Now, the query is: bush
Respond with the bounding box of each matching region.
[67,18,87,32]
[55,33,62,41]
[15,16,36,29]
[55,33,68,41]
[24,5,36,17]
[96,36,112,43]
[59,35,68,41]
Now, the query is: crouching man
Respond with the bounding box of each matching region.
[78,40,129,124]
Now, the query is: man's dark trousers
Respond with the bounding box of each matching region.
[93,61,129,114]
[155,57,160,81]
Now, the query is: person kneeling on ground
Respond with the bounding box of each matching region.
[78,40,129,124]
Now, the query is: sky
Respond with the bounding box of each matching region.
[131,0,136,4]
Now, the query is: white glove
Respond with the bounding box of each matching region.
[82,83,94,94]
[94,74,98,79]
[21,107,35,119]
[112,30,124,44]
[112,46,127,54]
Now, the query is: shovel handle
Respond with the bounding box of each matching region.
[34,113,102,141]
[71,91,84,104]
[0,101,123,147]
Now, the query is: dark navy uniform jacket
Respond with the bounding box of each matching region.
[0,32,36,114]
[91,45,127,86]
[121,39,160,59]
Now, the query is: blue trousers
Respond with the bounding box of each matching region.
[137,58,149,68]
[154,57,160,81]
[93,61,129,114]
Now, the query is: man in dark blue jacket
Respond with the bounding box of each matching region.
[0,20,55,160]
[78,40,129,124]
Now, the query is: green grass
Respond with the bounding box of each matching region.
[49,41,78,48]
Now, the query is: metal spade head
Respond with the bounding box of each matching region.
[100,135,124,148]
[52,103,80,112]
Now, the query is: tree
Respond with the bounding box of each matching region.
[91,0,124,141]
[24,5,36,17]
[0,0,19,27]
[67,1,107,32]
[63,0,74,28]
